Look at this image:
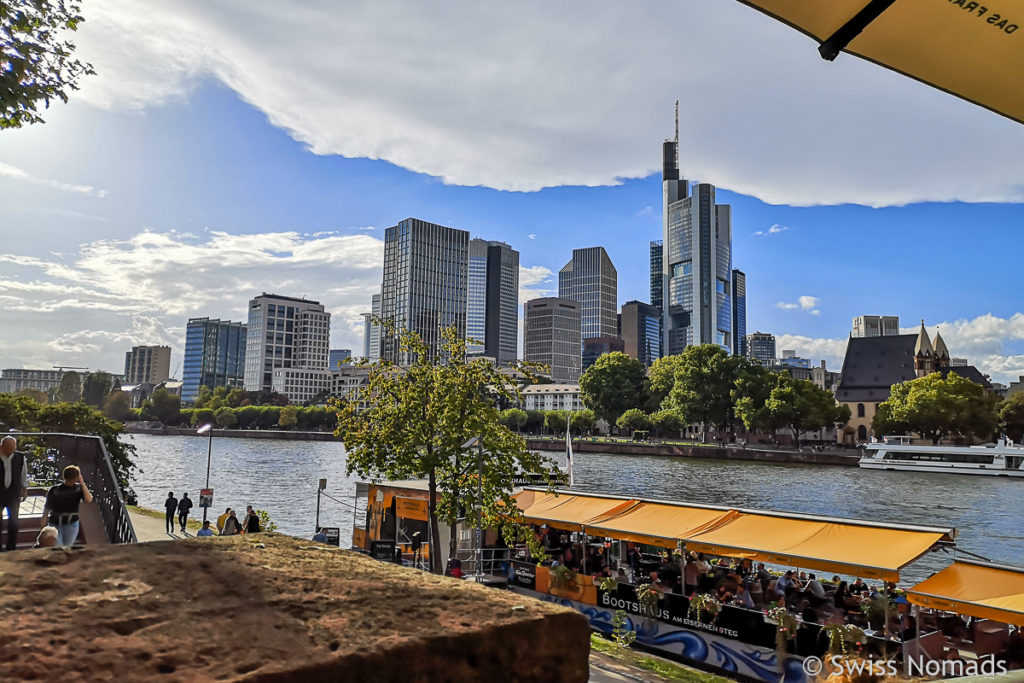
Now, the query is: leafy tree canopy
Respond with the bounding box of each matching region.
[616,408,651,435]
[999,392,1024,442]
[81,372,115,408]
[579,351,648,425]
[647,354,687,409]
[873,372,997,444]
[665,345,753,433]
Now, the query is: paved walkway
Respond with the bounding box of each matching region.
[127,509,196,542]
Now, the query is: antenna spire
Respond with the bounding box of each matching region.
[674,99,679,166]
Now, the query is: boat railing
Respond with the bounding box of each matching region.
[456,547,511,576]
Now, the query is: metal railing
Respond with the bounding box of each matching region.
[456,547,511,576]
[8,432,137,545]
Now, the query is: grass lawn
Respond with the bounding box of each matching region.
[590,634,733,682]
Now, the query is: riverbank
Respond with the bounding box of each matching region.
[126,425,340,441]
[527,437,860,466]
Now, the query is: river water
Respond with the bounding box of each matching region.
[127,434,1022,583]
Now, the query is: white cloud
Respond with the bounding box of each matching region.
[755,224,789,236]
[776,296,820,315]
[774,334,849,371]
[0,162,108,198]
[519,265,555,302]
[66,0,1024,205]
[528,234,536,240]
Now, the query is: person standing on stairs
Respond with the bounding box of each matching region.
[40,465,93,548]
[0,436,29,551]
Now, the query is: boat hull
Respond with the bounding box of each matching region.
[859,460,1024,477]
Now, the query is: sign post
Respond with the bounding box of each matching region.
[197,423,214,522]
[199,488,213,509]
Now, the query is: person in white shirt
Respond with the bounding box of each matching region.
[0,436,29,552]
[804,573,826,599]
[734,584,755,609]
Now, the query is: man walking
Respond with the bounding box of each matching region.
[0,436,29,551]
[164,491,178,534]
[178,492,193,533]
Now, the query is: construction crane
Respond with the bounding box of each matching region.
[51,366,89,372]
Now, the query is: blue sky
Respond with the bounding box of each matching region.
[1,0,1023,382]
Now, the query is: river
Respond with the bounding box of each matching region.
[126,434,1022,583]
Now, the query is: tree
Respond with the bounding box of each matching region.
[570,408,596,436]
[616,408,651,436]
[214,406,237,428]
[14,387,48,404]
[81,372,114,407]
[1,0,95,129]
[226,388,247,408]
[647,355,687,410]
[103,390,132,421]
[665,345,748,437]
[544,410,568,435]
[191,408,215,428]
[55,370,81,402]
[500,408,528,432]
[579,352,648,426]
[650,410,682,438]
[193,385,213,408]
[279,404,299,429]
[335,325,557,574]
[524,409,545,434]
[999,393,1024,442]
[150,387,181,424]
[874,372,997,444]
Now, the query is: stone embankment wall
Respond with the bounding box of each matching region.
[527,438,860,466]
[1,535,591,682]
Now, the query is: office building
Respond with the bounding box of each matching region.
[380,218,468,364]
[619,300,661,367]
[124,345,171,385]
[777,350,811,369]
[361,293,381,361]
[558,246,618,340]
[582,336,625,372]
[243,293,330,397]
[852,315,900,338]
[732,269,746,357]
[467,238,519,363]
[329,349,352,370]
[522,384,584,412]
[950,357,969,367]
[181,318,247,404]
[746,332,776,366]
[661,128,735,355]
[0,368,65,394]
[650,240,663,311]
[523,298,581,383]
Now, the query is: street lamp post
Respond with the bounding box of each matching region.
[461,436,484,582]
[197,423,213,523]
[316,478,327,532]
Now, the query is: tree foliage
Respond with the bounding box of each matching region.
[333,325,558,574]
[213,406,237,428]
[278,404,299,429]
[544,409,568,434]
[647,354,687,410]
[664,345,752,434]
[873,372,998,444]
[570,408,596,435]
[103,390,132,421]
[999,392,1024,442]
[616,408,651,435]
[735,373,849,446]
[499,408,528,432]
[81,372,115,407]
[55,370,81,403]
[150,387,181,424]
[15,387,48,404]
[1,0,95,128]
[579,352,648,425]
[650,410,682,438]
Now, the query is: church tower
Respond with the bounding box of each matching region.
[933,329,950,370]
[914,320,935,377]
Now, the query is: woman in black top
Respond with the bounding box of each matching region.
[41,465,93,548]
[243,505,261,533]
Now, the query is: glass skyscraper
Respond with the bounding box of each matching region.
[732,269,747,358]
[558,246,617,340]
[466,239,519,364]
[649,240,663,311]
[182,318,246,403]
[620,300,662,367]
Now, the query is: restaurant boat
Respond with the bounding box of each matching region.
[860,437,1024,477]
[349,481,1024,682]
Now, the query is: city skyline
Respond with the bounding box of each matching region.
[1,3,1024,383]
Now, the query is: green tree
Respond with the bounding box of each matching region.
[103,390,132,421]
[191,408,215,428]
[616,408,652,435]
[279,404,299,429]
[500,408,528,432]
[999,392,1024,442]
[81,372,114,407]
[235,405,260,429]
[650,410,682,438]
[14,387,48,404]
[55,370,81,403]
[226,388,247,408]
[570,408,596,435]
[647,355,687,410]
[579,352,648,426]
[544,410,568,435]
[524,409,545,433]
[193,384,213,409]
[150,387,181,424]
[334,325,557,574]
[664,345,748,437]
[214,406,237,428]
[876,372,998,444]
[1,0,95,129]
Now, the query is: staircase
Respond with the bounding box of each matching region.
[1,432,136,550]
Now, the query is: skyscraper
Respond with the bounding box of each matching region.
[243,293,330,396]
[467,238,519,363]
[661,122,735,355]
[619,300,662,367]
[650,240,663,311]
[124,345,171,385]
[182,318,247,404]
[746,331,776,366]
[380,218,468,364]
[732,269,747,357]
[361,293,381,361]
[558,246,617,340]
[524,298,581,382]
[852,315,900,338]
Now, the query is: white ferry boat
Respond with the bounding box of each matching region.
[860,436,1024,477]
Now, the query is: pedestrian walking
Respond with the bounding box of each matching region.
[243,505,260,534]
[0,436,28,552]
[40,465,93,548]
[177,492,193,533]
[163,491,178,533]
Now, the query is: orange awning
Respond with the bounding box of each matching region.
[907,560,1024,626]
[514,490,638,532]
[684,510,953,581]
[584,502,737,548]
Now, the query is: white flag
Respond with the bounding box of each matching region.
[565,422,574,488]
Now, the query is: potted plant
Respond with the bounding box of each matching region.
[548,564,581,595]
[688,593,721,623]
[636,581,662,617]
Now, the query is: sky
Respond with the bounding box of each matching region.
[2,0,1024,383]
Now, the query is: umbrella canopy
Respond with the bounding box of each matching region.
[736,0,1024,124]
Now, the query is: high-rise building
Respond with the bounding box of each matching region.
[361,293,381,361]
[582,336,625,372]
[732,269,746,357]
[380,218,468,364]
[650,240,663,311]
[181,318,247,404]
[329,349,352,370]
[558,246,618,340]
[467,238,519,363]
[619,300,661,367]
[661,125,735,355]
[0,368,65,394]
[851,315,900,338]
[243,294,330,400]
[523,298,581,383]
[745,332,776,366]
[124,345,171,385]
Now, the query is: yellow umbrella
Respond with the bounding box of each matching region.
[736,0,1024,124]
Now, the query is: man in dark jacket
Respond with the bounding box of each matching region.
[164,491,178,534]
[178,493,193,533]
[0,436,29,551]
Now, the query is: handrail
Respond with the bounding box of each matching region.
[7,431,137,544]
